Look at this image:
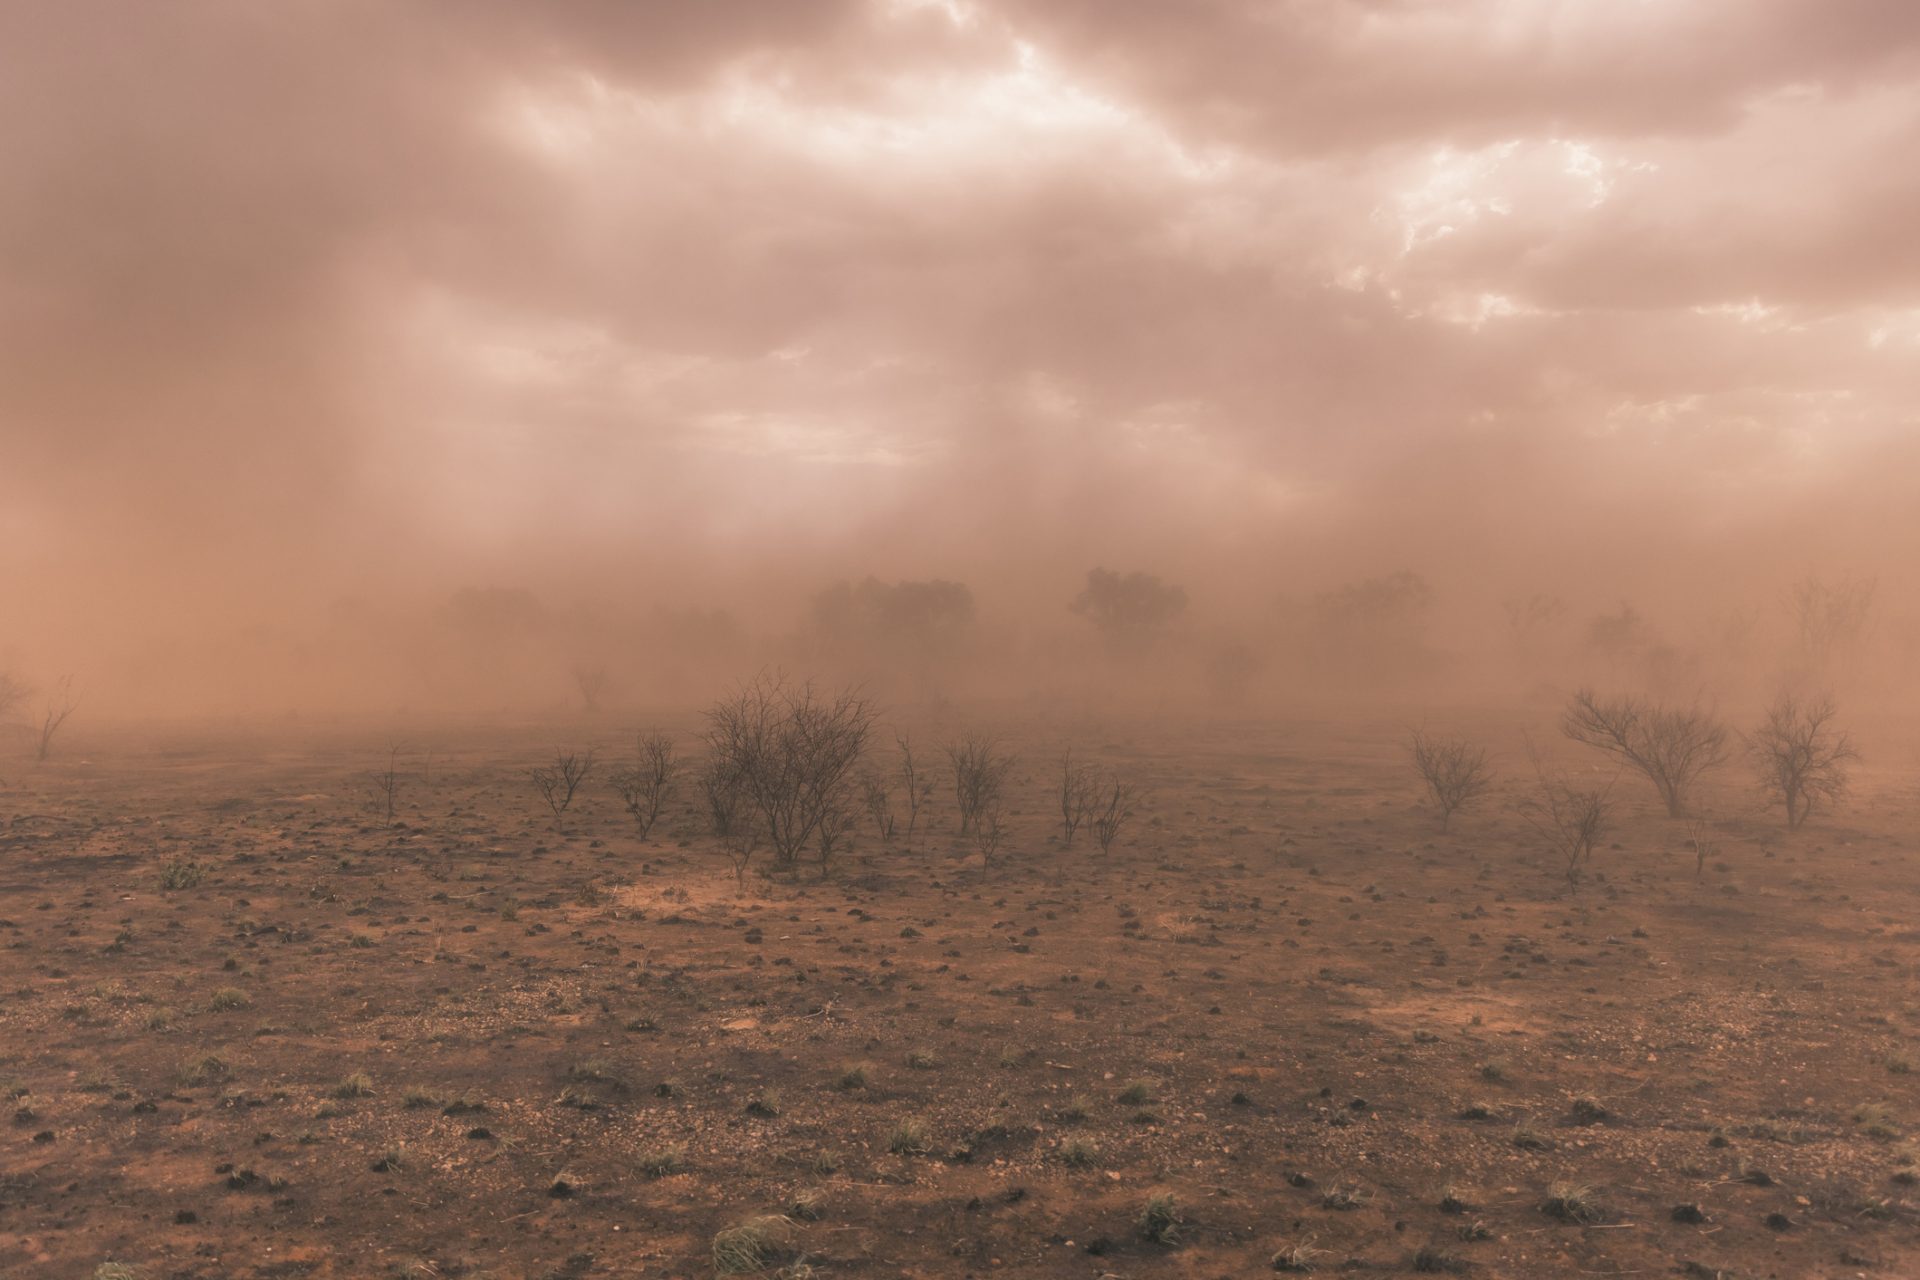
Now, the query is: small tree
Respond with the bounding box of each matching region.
[1091,777,1137,854]
[0,672,25,725]
[816,784,860,870]
[1069,568,1187,649]
[702,757,757,892]
[613,731,677,839]
[973,798,1007,864]
[36,676,78,762]
[1560,689,1727,817]
[532,749,595,825]
[1520,757,1615,890]
[1746,693,1856,828]
[1407,730,1493,832]
[705,673,876,872]
[861,769,895,845]
[945,735,1014,837]
[1682,815,1717,882]
[1058,748,1100,847]
[572,664,610,713]
[372,743,403,826]
[897,733,931,847]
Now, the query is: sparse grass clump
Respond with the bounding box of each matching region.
[158,859,204,892]
[638,1144,686,1178]
[712,1215,793,1274]
[1116,1079,1156,1106]
[904,1049,939,1070]
[1853,1102,1900,1141]
[1137,1192,1182,1244]
[887,1119,931,1155]
[1540,1181,1604,1223]
[1510,1122,1551,1151]
[331,1072,374,1099]
[208,988,250,1012]
[1058,1137,1100,1168]
[179,1054,231,1087]
[836,1062,871,1091]
[1270,1236,1326,1272]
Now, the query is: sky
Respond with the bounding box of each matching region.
[2,0,1917,704]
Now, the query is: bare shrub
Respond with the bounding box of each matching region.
[1746,693,1856,828]
[816,786,860,870]
[612,731,677,839]
[702,756,757,891]
[1520,753,1614,890]
[1560,689,1727,817]
[1091,777,1138,854]
[532,750,594,825]
[35,676,78,762]
[1682,815,1717,882]
[896,733,931,846]
[945,735,1014,836]
[705,673,876,871]
[1058,748,1101,847]
[1786,574,1874,673]
[571,663,609,713]
[973,799,1006,863]
[861,769,895,845]
[1408,730,1493,832]
[0,672,25,724]
[372,743,402,826]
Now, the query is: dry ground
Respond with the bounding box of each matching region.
[2,710,1918,1278]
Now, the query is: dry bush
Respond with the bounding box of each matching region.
[1091,776,1138,854]
[705,673,876,871]
[1519,754,1614,890]
[0,672,24,724]
[532,749,594,824]
[371,743,402,826]
[1407,730,1493,831]
[896,732,932,847]
[1682,815,1717,882]
[1746,693,1856,828]
[972,798,1006,863]
[1058,748,1101,847]
[1560,689,1727,817]
[945,734,1014,836]
[571,663,609,713]
[701,756,758,890]
[861,769,895,845]
[35,675,78,762]
[612,731,677,839]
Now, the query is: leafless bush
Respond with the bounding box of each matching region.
[1520,754,1615,890]
[532,749,594,824]
[705,673,876,871]
[817,786,860,870]
[572,664,610,713]
[35,676,78,762]
[1560,689,1727,817]
[897,733,931,846]
[613,731,677,839]
[1786,574,1874,672]
[1091,777,1138,854]
[372,743,402,826]
[0,672,25,725]
[1408,730,1493,832]
[862,769,895,845]
[1058,748,1101,847]
[973,799,1006,863]
[701,756,757,891]
[946,735,1015,836]
[1746,693,1856,828]
[1682,815,1717,882]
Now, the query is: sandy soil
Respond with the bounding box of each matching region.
[2,712,1917,1278]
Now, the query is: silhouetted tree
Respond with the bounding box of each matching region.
[1561,689,1728,818]
[1746,693,1856,828]
[1069,568,1187,648]
[705,673,876,871]
[1407,730,1493,832]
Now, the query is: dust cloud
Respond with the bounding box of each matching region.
[3,1,1917,722]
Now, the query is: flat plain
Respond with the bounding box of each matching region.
[3,711,1917,1278]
